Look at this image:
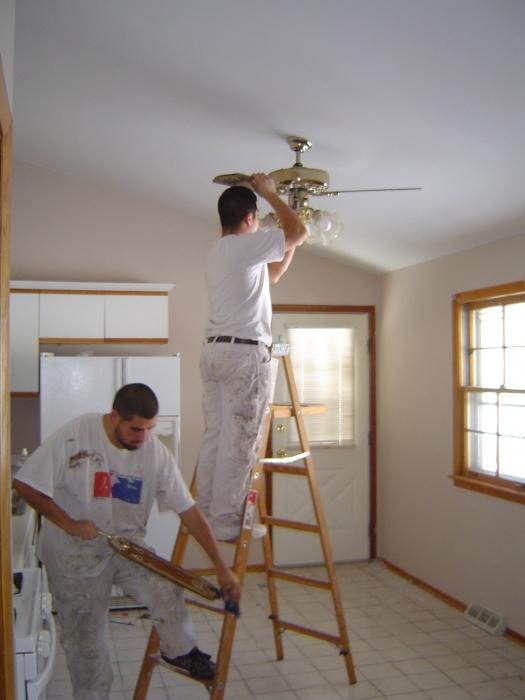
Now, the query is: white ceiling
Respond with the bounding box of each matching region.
[12,0,525,272]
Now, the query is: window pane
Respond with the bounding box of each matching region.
[468,431,497,473]
[505,348,525,389]
[505,302,525,346]
[473,306,503,348]
[499,393,525,439]
[472,348,503,387]
[499,436,525,482]
[466,391,497,433]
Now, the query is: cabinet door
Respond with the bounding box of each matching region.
[104,294,169,341]
[39,293,105,340]
[9,293,40,393]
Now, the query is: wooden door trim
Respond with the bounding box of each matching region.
[0,56,15,699]
[273,304,377,559]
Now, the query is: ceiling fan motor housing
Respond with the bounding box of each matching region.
[269,166,330,195]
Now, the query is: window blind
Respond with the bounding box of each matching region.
[287,327,354,446]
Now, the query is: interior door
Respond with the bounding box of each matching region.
[271,312,370,565]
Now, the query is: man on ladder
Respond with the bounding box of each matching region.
[133,175,357,700]
[196,172,307,542]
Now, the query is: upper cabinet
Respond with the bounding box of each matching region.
[39,293,105,340]
[104,294,169,341]
[9,293,40,394]
[9,281,174,394]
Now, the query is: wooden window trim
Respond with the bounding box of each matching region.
[452,281,525,504]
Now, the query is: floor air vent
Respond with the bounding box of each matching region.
[464,602,506,635]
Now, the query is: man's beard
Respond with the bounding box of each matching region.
[114,425,140,451]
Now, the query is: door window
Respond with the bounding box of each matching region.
[287,326,354,446]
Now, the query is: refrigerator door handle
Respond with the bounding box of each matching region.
[116,357,124,391]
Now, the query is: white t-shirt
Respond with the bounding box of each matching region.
[205,228,285,346]
[15,413,194,576]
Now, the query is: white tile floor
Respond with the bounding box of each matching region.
[46,560,525,699]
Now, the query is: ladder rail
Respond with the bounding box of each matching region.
[133,352,357,699]
[261,353,356,684]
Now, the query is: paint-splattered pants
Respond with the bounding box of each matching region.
[196,341,275,540]
[46,553,196,700]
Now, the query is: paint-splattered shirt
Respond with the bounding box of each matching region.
[15,413,194,576]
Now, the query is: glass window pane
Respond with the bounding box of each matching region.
[499,393,525,439]
[505,348,525,389]
[473,306,503,348]
[499,436,525,482]
[472,348,503,387]
[468,432,497,473]
[466,391,497,433]
[459,289,525,496]
[505,302,525,346]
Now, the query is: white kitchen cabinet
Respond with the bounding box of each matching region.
[9,282,174,393]
[39,293,105,340]
[105,294,169,340]
[9,293,40,393]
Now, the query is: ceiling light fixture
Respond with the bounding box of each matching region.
[214,134,421,247]
[260,136,342,246]
[259,207,342,246]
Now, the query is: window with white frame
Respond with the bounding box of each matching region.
[453,282,525,504]
[287,326,354,446]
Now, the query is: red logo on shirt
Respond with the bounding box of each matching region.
[93,472,111,498]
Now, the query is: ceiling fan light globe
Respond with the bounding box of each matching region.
[318,210,333,232]
[304,222,317,243]
[260,212,279,232]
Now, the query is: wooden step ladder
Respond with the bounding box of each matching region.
[132,351,356,699]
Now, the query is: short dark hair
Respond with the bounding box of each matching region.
[218,186,257,230]
[112,383,159,420]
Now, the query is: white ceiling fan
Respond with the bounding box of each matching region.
[213,135,421,245]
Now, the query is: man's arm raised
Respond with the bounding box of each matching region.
[250,172,307,284]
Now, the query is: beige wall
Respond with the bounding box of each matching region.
[14,158,525,636]
[10,160,382,457]
[10,159,382,565]
[379,232,525,636]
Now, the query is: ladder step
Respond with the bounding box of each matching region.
[263,464,307,475]
[260,451,310,464]
[272,404,326,418]
[132,351,357,700]
[262,517,320,533]
[267,568,331,590]
[272,618,344,646]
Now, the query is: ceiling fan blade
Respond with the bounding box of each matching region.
[213,173,251,186]
[320,187,422,196]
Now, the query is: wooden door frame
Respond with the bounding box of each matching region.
[273,304,377,560]
[0,56,14,698]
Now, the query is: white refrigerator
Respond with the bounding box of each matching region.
[40,354,182,559]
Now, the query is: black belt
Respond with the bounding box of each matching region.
[207,336,260,346]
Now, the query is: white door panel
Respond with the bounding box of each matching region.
[271,313,370,565]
